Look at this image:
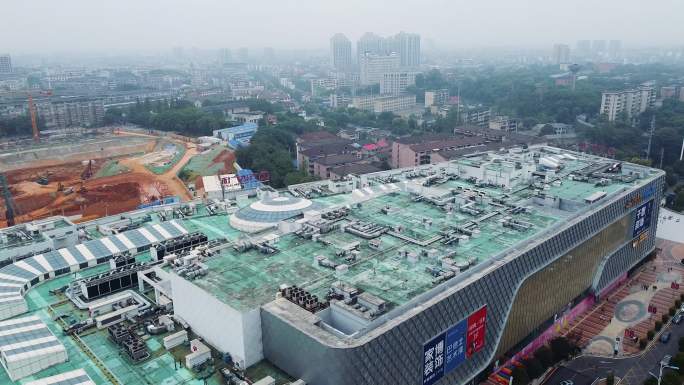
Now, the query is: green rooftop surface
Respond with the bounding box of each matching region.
[3,251,240,385]
[170,150,659,313]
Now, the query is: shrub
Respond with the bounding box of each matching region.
[523,357,545,379]
[662,371,682,385]
[676,299,682,308]
[656,321,663,331]
[639,338,647,349]
[648,330,655,340]
[511,366,530,385]
[534,346,554,368]
[606,371,615,385]
[673,353,684,375]
[680,293,684,302]
[671,307,677,316]
[663,314,670,324]
[549,337,573,362]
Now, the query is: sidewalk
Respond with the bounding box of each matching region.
[563,239,684,357]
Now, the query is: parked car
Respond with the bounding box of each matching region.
[674,314,683,325]
[660,331,672,343]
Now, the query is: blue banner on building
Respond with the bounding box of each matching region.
[422,314,477,384]
[423,331,446,385]
[632,200,653,238]
[444,319,467,373]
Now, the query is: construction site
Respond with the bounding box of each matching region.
[0,128,234,228]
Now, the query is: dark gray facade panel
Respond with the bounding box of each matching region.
[262,176,664,385]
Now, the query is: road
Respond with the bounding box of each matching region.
[118,142,197,201]
[556,321,683,385]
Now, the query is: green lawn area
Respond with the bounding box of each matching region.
[94,159,131,178]
[146,143,186,175]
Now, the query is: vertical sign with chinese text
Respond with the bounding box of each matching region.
[422,305,487,384]
[466,306,487,357]
[632,200,653,238]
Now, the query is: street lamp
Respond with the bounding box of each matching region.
[649,355,678,385]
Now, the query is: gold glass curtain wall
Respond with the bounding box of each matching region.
[496,214,631,357]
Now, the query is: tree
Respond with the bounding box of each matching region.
[539,124,555,136]
[674,190,684,212]
[235,127,300,188]
[672,352,684,375]
[284,171,316,186]
[0,115,45,137]
[534,346,554,369]
[661,371,682,385]
[522,357,545,379]
[511,365,530,385]
[549,337,573,361]
[606,371,614,385]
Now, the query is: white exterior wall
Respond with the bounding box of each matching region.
[5,347,67,381]
[169,273,263,368]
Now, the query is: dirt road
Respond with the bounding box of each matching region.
[118,143,197,201]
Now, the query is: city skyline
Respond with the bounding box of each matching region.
[2,0,684,54]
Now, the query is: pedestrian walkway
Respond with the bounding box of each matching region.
[563,239,684,357]
[484,239,684,385]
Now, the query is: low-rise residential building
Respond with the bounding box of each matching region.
[660,86,679,99]
[328,163,383,180]
[489,116,521,131]
[311,154,363,179]
[229,111,264,125]
[600,83,656,122]
[296,131,355,174]
[380,72,417,95]
[462,106,491,127]
[351,94,416,113]
[391,134,486,168]
[424,89,450,107]
[391,128,545,168]
[37,99,105,129]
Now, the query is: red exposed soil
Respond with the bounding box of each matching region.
[4,160,104,185]
[0,137,197,228]
[0,169,173,227]
[212,150,236,174]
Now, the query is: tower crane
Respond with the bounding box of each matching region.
[27,90,52,141]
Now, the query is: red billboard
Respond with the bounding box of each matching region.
[466,305,487,357]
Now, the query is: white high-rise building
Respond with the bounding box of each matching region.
[360,53,400,86]
[330,33,352,72]
[600,84,656,122]
[0,54,12,74]
[608,40,622,59]
[552,44,571,64]
[394,32,421,68]
[357,32,385,64]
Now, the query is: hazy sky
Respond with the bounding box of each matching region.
[2,0,682,53]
